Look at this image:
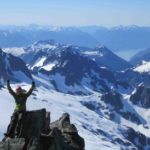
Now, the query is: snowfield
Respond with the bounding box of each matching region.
[1,76,150,150]
[3,47,25,56]
[0,84,119,150]
[134,61,150,73]
[0,83,122,150]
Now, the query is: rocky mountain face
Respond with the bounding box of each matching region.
[101,91,144,124]
[18,41,132,72]
[81,90,145,125]
[130,48,150,65]
[116,49,150,88]
[130,84,150,108]
[115,69,150,87]
[80,89,150,149]
[125,127,150,150]
[81,46,132,71]
[46,48,119,94]
[120,47,150,87]
[0,49,32,85]
[0,109,84,150]
[15,41,131,94]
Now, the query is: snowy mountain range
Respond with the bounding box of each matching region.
[4,41,133,94]
[80,25,150,50]
[4,40,132,72]
[0,26,98,48]
[1,25,150,52]
[1,40,150,150]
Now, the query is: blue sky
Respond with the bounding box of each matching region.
[0,0,150,26]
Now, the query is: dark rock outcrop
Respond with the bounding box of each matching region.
[101,91,144,124]
[0,49,32,83]
[43,47,119,93]
[130,84,150,108]
[115,69,150,87]
[101,91,123,111]
[81,91,144,125]
[124,127,150,150]
[130,48,150,65]
[0,109,85,150]
[81,46,132,71]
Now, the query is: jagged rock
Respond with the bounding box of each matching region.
[125,127,150,150]
[18,109,50,139]
[49,113,85,150]
[0,109,85,150]
[101,91,144,124]
[115,69,150,87]
[130,84,150,108]
[101,91,123,111]
[50,113,70,130]
[81,91,143,125]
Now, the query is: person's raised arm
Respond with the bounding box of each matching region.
[26,81,35,97]
[7,80,16,97]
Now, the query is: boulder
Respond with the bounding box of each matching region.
[0,109,85,150]
[49,113,85,150]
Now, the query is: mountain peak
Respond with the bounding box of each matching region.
[95,45,113,55]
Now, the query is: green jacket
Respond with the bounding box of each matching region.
[7,81,35,112]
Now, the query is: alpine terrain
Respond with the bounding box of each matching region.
[0,41,150,150]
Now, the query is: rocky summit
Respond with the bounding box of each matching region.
[0,109,85,150]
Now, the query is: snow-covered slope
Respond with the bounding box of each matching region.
[130,48,150,65]
[2,41,150,149]
[115,68,150,87]
[5,41,132,72]
[5,41,132,94]
[134,61,150,73]
[116,54,150,87]
[116,61,150,87]
[3,47,25,56]
[0,76,150,150]
[130,84,150,108]
[18,41,132,94]
[81,46,132,71]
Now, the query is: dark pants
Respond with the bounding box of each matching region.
[6,111,25,138]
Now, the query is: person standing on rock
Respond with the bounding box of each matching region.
[4,80,35,138]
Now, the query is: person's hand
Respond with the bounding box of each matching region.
[32,81,35,87]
